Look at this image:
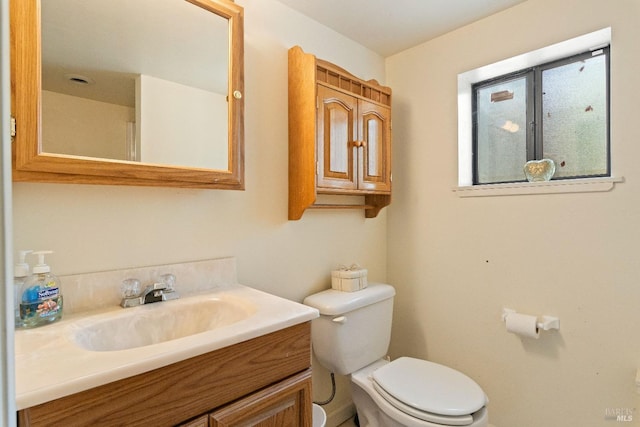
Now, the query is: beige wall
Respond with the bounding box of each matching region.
[17,0,640,425]
[386,0,640,426]
[12,0,386,424]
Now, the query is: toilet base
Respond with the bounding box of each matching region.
[350,359,488,427]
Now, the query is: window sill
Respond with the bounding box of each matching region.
[453,176,623,198]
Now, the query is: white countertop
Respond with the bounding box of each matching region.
[15,284,319,410]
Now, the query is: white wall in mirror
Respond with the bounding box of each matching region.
[137,74,228,170]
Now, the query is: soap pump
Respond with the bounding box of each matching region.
[20,251,63,328]
[13,250,32,328]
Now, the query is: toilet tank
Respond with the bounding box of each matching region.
[303,283,395,375]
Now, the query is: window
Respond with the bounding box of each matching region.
[472,47,610,185]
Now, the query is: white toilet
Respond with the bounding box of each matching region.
[303,283,488,427]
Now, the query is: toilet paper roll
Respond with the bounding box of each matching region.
[505,313,540,339]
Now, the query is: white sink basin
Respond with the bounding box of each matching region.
[15,284,319,411]
[73,296,257,351]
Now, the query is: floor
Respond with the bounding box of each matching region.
[337,416,357,427]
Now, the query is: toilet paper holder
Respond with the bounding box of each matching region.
[501,308,560,331]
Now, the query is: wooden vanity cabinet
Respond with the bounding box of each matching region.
[18,322,312,427]
[288,45,392,220]
[179,415,210,427]
[178,369,311,427]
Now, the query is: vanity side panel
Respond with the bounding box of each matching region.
[18,322,311,427]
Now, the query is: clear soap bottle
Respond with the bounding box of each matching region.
[20,251,63,328]
[13,250,32,328]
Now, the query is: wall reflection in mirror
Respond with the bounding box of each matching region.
[41,0,230,170]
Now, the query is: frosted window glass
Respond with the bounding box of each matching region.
[472,48,609,185]
[542,55,608,178]
[476,77,528,183]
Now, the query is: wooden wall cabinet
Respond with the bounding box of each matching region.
[288,46,392,220]
[18,323,312,427]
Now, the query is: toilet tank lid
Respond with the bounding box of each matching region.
[303,283,395,315]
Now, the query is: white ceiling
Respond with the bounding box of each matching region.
[275,0,527,57]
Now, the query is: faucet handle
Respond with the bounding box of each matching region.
[159,273,176,291]
[121,278,141,298]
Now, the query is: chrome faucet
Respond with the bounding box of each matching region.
[120,274,180,308]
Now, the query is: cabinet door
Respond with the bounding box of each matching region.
[316,85,358,191]
[358,99,391,192]
[209,370,312,427]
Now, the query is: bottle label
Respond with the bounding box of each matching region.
[20,296,62,320]
[38,287,59,300]
[36,298,61,318]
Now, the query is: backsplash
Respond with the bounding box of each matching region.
[59,257,238,315]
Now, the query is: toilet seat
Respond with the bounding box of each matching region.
[372,382,473,426]
[371,357,486,426]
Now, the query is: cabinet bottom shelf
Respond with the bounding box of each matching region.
[308,203,374,210]
[289,194,391,220]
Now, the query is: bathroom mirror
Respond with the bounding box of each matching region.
[11,0,244,189]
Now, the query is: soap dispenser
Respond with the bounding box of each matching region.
[20,251,63,328]
[13,250,32,328]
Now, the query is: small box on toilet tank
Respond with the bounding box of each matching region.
[331,265,367,292]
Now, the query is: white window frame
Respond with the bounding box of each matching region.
[454,27,622,197]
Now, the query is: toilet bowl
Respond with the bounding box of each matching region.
[303,283,489,427]
[351,359,487,427]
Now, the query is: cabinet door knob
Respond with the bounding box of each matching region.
[352,140,361,148]
[360,140,367,148]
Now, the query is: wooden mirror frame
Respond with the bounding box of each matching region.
[10,0,244,190]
